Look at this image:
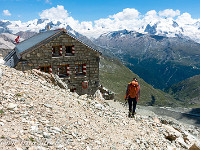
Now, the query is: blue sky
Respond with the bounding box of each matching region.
[1,0,200,22]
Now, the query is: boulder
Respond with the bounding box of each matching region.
[189,143,200,150]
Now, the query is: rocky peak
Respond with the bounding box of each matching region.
[172,21,179,28]
[144,24,157,34]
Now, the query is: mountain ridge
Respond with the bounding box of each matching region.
[99,56,182,107]
[1,15,200,43]
[165,74,200,107]
[94,29,200,89]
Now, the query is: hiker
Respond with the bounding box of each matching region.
[125,78,140,118]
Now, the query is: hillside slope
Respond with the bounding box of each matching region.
[94,30,200,89]
[165,75,200,108]
[99,56,182,107]
[0,64,199,150]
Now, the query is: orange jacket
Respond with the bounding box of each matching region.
[125,81,140,101]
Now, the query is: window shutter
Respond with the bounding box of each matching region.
[49,66,52,73]
[72,46,75,55]
[52,47,54,56]
[83,64,86,75]
[67,65,70,75]
[59,45,62,56]
[57,66,60,76]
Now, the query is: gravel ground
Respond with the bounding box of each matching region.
[106,100,200,127]
[0,65,200,150]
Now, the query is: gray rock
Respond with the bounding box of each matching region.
[46,139,54,146]
[7,103,18,109]
[0,68,2,80]
[52,127,62,133]
[28,146,47,150]
[43,132,51,138]
[56,144,64,149]
[44,104,52,109]
[19,98,26,102]
[95,103,103,110]
[136,139,141,144]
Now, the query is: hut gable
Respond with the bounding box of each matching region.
[5,29,100,95]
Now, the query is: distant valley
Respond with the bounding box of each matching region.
[93,30,200,90]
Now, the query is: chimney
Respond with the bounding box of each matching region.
[47,25,51,31]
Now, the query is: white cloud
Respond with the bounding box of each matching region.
[45,0,52,4]
[36,6,199,39]
[176,12,197,25]
[39,5,70,21]
[158,9,180,18]
[39,5,81,32]
[146,10,157,16]
[143,10,159,26]
[109,8,140,21]
[92,8,141,33]
[80,21,93,30]
[3,10,11,16]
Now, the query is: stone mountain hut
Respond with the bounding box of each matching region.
[4,28,100,95]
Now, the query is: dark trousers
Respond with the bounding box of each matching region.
[128,97,137,114]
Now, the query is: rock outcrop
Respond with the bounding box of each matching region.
[0,65,199,150]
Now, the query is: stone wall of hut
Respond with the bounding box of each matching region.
[15,32,100,95]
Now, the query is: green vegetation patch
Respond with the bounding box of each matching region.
[99,56,183,107]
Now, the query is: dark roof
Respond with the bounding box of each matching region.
[5,28,100,65]
[16,30,60,54]
[15,29,65,57]
[14,28,100,58]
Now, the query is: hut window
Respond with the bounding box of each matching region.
[39,65,51,73]
[75,64,83,75]
[65,45,75,56]
[75,64,86,75]
[52,45,62,57]
[58,64,69,78]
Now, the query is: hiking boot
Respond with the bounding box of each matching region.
[128,112,132,118]
[130,112,136,118]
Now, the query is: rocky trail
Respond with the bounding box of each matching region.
[0,64,200,150]
[107,100,200,128]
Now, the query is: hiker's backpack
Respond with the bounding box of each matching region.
[126,83,138,98]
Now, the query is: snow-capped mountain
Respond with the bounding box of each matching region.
[0,33,20,49]
[0,19,82,51]
[1,15,200,43]
[141,19,200,43]
[0,19,72,34]
[93,29,200,89]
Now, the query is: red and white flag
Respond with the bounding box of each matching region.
[15,35,20,44]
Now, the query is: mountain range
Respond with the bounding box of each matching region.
[0,18,200,106]
[1,14,200,42]
[94,30,200,89]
